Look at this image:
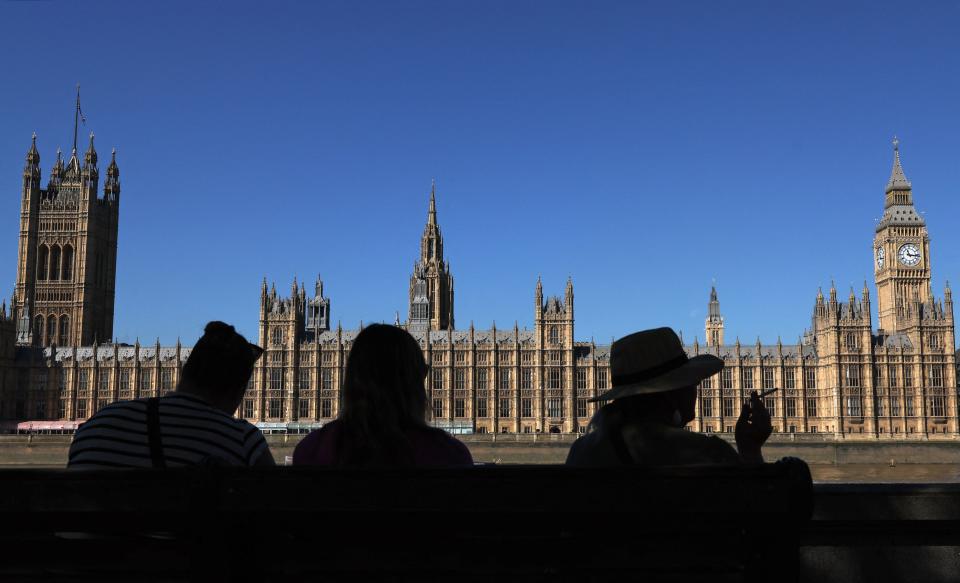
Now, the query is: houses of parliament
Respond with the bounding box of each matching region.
[0,114,956,439]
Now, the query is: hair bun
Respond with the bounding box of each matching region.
[204,321,236,339]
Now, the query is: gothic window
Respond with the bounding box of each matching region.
[476,396,488,418]
[321,368,333,390]
[845,333,858,350]
[929,333,941,349]
[576,398,588,418]
[903,366,913,388]
[119,369,131,397]
[741,368,754,390]
[98,370,111,396]
[139,370,153,397]
[549,326,559,345]
[34,316,44,344]
[784,368,796,389]
[521,368,532,390]
[62,245,74,281]
[804,368,816,389]
[905,396,916,417]
[298,399,310,419]
[873,366,882,388]
[597,369,609,389]
[454,369,465,390]
[455,351,466,364]
[320,399,333,418]
[49,245,61,280]
[499,398,511,417]
[454,397,465,418]
[269,368,283,391]
[576,369,587,392]
[702,397,714,417]
[521,397,533,418]
[785,393,797,417]
[243,399,254,418]
[930,388,946,417]
[711,330,719,345]
[161,370,173,393]
[805,392,817,417]
[432,399,443,419]
[762,367,774,389]
[546,397,563,418]
[876,394,886,417]
[843,365,860,388]
[58,315,70,346]
[46,315,57,345]
[77,370,89,395]
[845,392,863,417]
[432,368,444,390]
[701,375,712,389]
[298,369,311,391]
[37,245,49,281]
[268,399,282,419]
[721,368,733,389]
[930,365,944,388]
[890,395,901,417]
[77,399,87,418]
[548,368,562,390]
[271,327,284,345]
[476,369,488,390]
[499,369,511,391]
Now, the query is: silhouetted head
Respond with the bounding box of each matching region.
[337,324,430,465]
[342,324,429,427]
[178,321,263,414]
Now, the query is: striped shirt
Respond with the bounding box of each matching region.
[68,393,270,469]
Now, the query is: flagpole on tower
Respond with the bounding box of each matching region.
[73,84,80,153]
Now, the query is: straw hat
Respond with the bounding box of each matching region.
[590,327,723,402]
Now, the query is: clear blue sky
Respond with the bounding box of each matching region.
[1,1,958,347]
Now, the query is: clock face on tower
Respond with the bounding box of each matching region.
[876,247,885,269]
[898,243,921,266]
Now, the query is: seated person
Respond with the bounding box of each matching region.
[566,327,770,466]
[294,324,472,467]
[68,321,273,468]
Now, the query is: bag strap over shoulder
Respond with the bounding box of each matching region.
[146,397,166,469]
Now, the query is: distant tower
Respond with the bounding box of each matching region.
[705,285,724,346]
[14,90,120,346]
[304,275,331,338]
[408,181,454,331]
[873,137,931,333]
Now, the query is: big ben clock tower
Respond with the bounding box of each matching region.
[873,137,932,333]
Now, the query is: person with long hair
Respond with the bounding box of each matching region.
[293,324,473,467]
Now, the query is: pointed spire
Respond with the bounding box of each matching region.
[84,131,97,166]
[886,136,912,193]
[107,147,119,176]
[427,179,437,225]
[25,132,40,166]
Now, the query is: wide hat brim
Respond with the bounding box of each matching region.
[589,353,723,403]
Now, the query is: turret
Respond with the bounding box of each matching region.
[104,148,120,202]
[705,285,725,346]
[83,132,98,170]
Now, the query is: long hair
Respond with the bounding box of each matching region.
[336,324,431,466]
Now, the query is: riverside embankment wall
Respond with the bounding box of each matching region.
[2,434,958,467]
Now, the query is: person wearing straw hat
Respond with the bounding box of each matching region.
[566,327,771,466]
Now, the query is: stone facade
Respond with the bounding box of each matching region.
[0,131,956,438]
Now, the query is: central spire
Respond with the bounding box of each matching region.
[428,178,437,225]
[886,135,912,194]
